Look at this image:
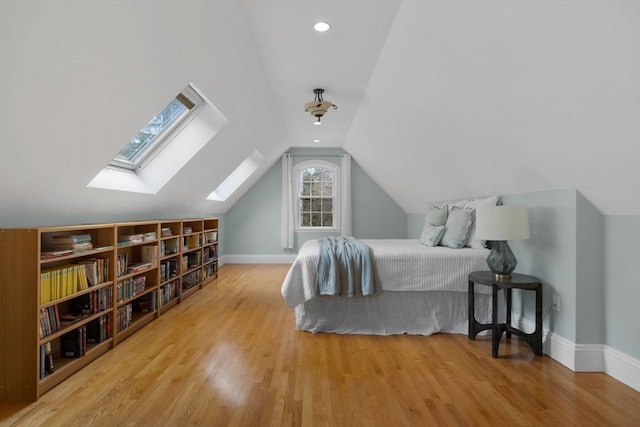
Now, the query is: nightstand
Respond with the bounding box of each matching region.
[468,271,543,358]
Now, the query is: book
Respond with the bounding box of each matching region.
[86,314,110,344]
[141,246,158,267]
[40,249,74,259]
[39,306,59,337]
[127,262,151,274]
[60,326,86,358]
[116,253,129,277]
[59,312,85,326]
[186,234,201,250]
[118,234,144,246]
[40,342,54,379]
[143,232,157,241]
[187,251,201,268]
[135,293,157,313]
[161,238,178,256]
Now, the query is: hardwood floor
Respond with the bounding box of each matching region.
[1,264,638,426]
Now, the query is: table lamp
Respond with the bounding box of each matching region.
[475,205,530,280]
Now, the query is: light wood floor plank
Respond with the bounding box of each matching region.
[1,263,638,426]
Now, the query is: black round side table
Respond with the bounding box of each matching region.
[468,271,543,358]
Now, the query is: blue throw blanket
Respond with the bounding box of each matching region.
[316,237,376,297]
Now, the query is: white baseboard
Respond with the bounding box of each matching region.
[603,345,640,392]
[514,314,639,392]
[222,254,297,264]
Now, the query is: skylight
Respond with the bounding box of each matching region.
[110,86,203,170]
[88,83,228,194]
[207,150,265,201]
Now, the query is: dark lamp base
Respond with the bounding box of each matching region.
[487,241,517,280]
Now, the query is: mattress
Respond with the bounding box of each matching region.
[281,238,492,308]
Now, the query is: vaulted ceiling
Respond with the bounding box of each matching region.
[0,0,638,227]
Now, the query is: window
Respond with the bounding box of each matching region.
[88,83,229,194]
[110,85,203,171]
[207,150,265,201]
[295,160,340,229]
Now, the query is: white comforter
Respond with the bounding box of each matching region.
[281,239,492,307]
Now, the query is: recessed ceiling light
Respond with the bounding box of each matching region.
[313,139,320,143]
[314,22,330,32]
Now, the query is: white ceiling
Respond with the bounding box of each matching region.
[0,0,638,227]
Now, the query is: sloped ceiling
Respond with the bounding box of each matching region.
[0,0,638,227]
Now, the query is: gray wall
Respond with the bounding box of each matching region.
[502,190,578,341]
[224,148,407,255]
[604,215,640,358]
[575,192,605,345]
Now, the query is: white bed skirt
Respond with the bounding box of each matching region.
[295,290,504,336]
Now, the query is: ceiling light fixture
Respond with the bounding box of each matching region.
[304,88,337,126]
[314,22,330,32]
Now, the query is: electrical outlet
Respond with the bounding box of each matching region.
[552,294,561,312]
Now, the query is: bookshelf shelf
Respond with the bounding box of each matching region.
[39,309,111,345]
[180,284,200,300]
[39,339,113,395]
[0,217,219,402]
[39,280,115,310]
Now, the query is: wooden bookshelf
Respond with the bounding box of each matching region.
[0,217,219,402]
[202,218,219,286]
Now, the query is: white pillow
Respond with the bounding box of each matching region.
[420,225,446,247]
[440,207,475,249]
[422,205,448,227]
[463,196,498,248]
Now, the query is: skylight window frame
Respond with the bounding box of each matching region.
[109,85,204,172]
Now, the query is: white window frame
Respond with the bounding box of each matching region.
[109,84,204,172]
[293,160,340,231]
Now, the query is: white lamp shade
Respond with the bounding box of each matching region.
[475,205,530,241]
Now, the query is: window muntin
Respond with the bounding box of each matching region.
[297,165,336,228]
[110,86,202,170]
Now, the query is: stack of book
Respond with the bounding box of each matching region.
[143,232,157,241]
[118,234,144,246]
[50,234,93,253]
[127,262,151,275]
[59,312,86,326]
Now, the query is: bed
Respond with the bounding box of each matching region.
[281,238,503,335]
